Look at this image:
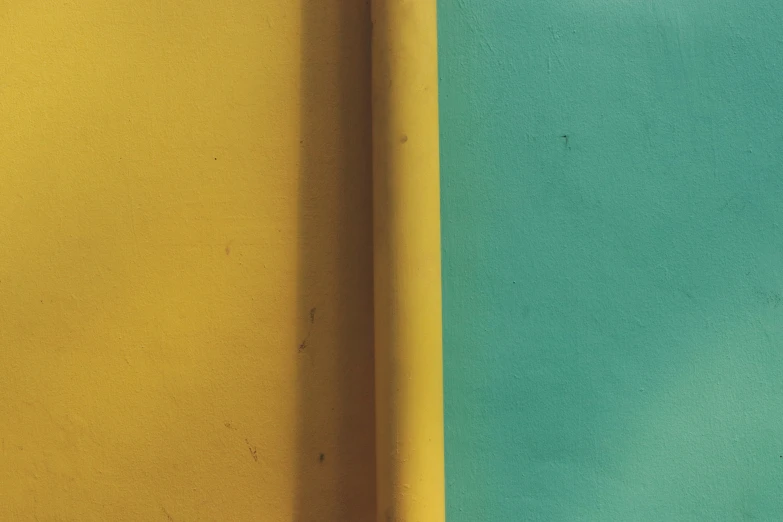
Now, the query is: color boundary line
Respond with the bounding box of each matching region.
[371,1,445,521]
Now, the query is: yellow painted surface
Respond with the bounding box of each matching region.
[372,1,445,520]
[0,0,374,520]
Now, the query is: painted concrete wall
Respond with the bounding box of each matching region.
[440,1,783,520]
[1,1,374,520]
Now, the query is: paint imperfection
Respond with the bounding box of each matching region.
[245,439,258,462]
[298,307,316,351]
[161,507,174,522]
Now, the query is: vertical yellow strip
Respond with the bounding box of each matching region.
[371,1,445,521]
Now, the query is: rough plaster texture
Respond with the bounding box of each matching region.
[439,1,783,520]
[0,1,374,520]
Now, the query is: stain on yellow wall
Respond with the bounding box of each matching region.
[0,0,374,519]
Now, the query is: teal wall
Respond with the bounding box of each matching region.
[439,1,783,520]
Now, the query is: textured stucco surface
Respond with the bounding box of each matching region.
[439,1,783,519]
[0,1,374,520]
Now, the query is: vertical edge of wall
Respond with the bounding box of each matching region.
[371,1,445,521]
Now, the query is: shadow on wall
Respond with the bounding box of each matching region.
[0,1,374,519]
[296,1,375,521]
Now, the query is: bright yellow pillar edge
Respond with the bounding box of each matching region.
[371,1,445,521]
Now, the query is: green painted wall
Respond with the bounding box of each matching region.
[439,1,783,520]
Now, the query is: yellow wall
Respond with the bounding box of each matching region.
[0,1,375,519]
